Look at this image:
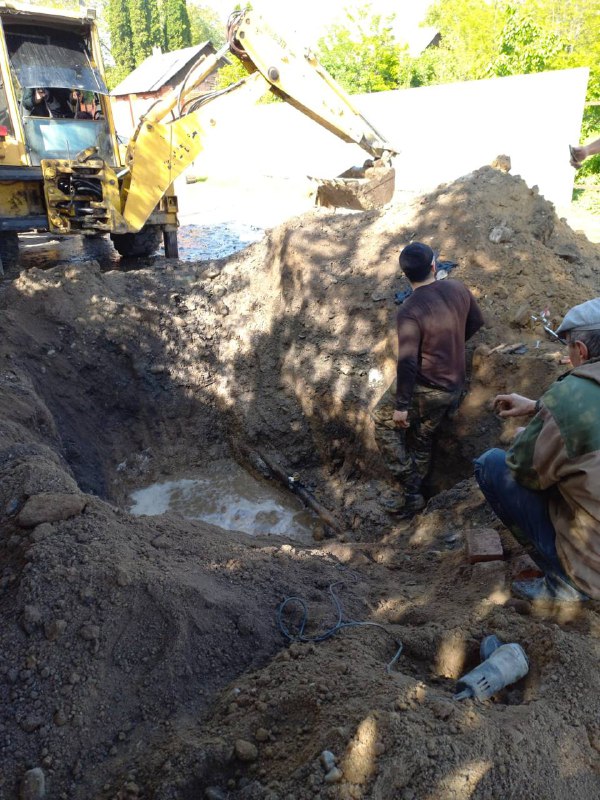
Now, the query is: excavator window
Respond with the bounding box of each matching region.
[4,24,108,95]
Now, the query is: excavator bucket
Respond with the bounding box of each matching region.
[313,160,396,211]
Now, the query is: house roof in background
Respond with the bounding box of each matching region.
[111,42,215,96]
[398,26,439,57]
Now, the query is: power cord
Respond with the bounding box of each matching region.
[276,581,403,673]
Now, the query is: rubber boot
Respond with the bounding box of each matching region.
[512,572,589,603]
[389,492,425,519]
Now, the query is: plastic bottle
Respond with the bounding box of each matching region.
[454,642,529,701]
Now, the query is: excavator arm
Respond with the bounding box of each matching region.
[120,8,397,231]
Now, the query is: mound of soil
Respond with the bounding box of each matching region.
[0,165,599,799]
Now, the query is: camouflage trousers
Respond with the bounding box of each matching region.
[371,382,463,496]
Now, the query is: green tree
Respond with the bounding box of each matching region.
[188,3,225,48]
[107,0,135,80]
[420,0,600,176]
[129,0,153,65]
[487,5,562,76]
[164,0,191,51]
[397,48,441,89]
[148,0,166,52]
[215,59,248,89]
[424,0,505,82]
[316,3,402,93]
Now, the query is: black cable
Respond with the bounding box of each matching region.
[276,581,403,673]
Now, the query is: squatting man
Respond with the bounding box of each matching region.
[475,297,600,603]
[372,242,484,516]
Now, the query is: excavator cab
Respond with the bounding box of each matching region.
[0,2,396,273]
[4,22,115,165]
[0,2,177,266]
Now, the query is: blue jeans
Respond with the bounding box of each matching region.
[474,448,568,581]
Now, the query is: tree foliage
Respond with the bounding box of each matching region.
[105,0,198,82]
[317,4,402,94]
[164,0,192,51]
[188,3,225,48]
[106,0,135,83]
[421,0,599,174]
[423,0,504,82]
[310,0,599,176]
[128,0,153,66]
[147,0,165,53]
[215,59,248,90]
[487,5,562,77]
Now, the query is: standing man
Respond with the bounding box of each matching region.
[372,242,484,516]
[475,298,600,603]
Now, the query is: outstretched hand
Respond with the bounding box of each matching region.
[393,409,410,428]
[493,393,536,418]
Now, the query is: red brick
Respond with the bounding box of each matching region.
[511,554,544,581]
[465,528,504,564]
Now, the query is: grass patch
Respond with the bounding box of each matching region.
[572,184,600,214]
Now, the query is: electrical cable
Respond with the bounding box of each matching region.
[276,581,403,674]
[180,79,248,116]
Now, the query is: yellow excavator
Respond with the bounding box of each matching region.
[0,2,397,270]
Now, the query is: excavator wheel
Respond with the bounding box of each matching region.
[0,232,19,273]
[110,226,162,258]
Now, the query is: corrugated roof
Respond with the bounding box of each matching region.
[111,42,213,96]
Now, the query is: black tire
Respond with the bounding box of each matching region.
[110,226,162,258]
[0,232,19,271]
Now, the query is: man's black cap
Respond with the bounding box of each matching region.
[399,242,435,271]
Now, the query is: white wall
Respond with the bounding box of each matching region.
[359,67,589,211]
[193,67,589,213]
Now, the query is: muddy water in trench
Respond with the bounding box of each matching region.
[16,219,263,272]
[129,458,320,542]
[13,175,317,270]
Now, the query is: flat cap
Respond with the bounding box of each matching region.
[556,297,600,337]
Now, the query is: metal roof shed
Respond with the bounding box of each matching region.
[110,42,229,137]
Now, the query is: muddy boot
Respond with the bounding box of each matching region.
[512,573,589,603]
[388,492,426,519]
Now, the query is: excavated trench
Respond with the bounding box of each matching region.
[0,264,485,799]
[2,167,600,799]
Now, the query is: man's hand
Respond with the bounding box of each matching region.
[393,409,410,428]
[570,144,586,168]
[493,393,536,418]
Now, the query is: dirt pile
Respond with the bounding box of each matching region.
[0,165,599,798]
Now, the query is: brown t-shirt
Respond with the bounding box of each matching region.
[395,279,484,409]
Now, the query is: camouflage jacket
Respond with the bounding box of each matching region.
[506,357,600,597]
